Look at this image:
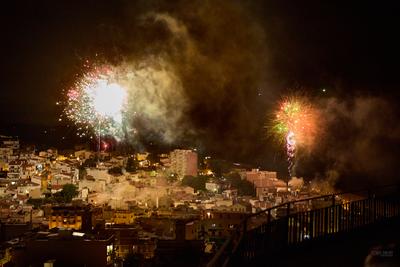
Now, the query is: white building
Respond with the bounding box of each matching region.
[20,163,36,179]
[78,178,106,193]
[215,199,233,207]
[169,149,198,179]
[7,160,24,180]
[109,156,126,167]
[0,184,9,197]
[74,150,95,160]
[0,147,13,163]
[0,135,19,158]
[205,182,220,193]
[86,168,112,184]
[52,173,73,186]
[17,182,41,197]
[241,169,278,188]
[222,189,238,199]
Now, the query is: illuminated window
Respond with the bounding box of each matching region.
[106,244,113,263]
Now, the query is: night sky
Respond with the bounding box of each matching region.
[1,1,399,185]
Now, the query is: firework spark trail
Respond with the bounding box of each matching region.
[271,96,318,177]
[62,58,186,144]
[286,130,296,176]
[63,64,128,139]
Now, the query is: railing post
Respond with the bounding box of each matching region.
[362,199,366,226]
[382,200,385,219]
[286,202,291,246]
[324,207,329,235]
[241,219,248,263]
[267,209,271,225]
[309,211,314,239]
[368,189,375,200]
[243,218,248,233]
[338,203,342,233]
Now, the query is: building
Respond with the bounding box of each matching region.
[136,152,149,161]
[242,169,288,198]
[200,210,249,240]
[0,244,12,266]
[49,206,92,231]
[86,168,112,184]
[113,210,135,225]
[155,219,204,266]
[11,230,115,267]
[103,225,155,259]
[133,235,157,260]
[205,182,220,193]
[74,149,95,160]
[79,176,106,193]
[169,149,198,179]
[51,173,73,188]
[0,223,32,242]
[222,189,238,199]
[7,160,24,180]
[243,169,278,187]
[0,135,19,163]
[16,181,41,198]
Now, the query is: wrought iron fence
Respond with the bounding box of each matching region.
[207,184,400,267]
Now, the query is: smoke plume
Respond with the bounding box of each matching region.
[299,96,400,189]
[94,0,270,155]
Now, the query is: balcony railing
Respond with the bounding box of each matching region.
[207,184,400,267]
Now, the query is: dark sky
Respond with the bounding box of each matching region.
[1,0,399,182]
[1,0,399,124]
[261,1,399,93]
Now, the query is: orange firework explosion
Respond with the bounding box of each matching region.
[272,96,318,149]
[269,95,319,177]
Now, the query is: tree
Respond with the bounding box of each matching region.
[158,195,173,209]
[226,172,241,183]
[27,198,44,208]
[108,166,123,175]
[61,184,78,202]
[52,191,65,203]
[126,157,138,173]
[240,179,256,196]
[83,158,96,168]
[181,175,208,192]
[147,152,160,165]
[78,166,87,180]
[208,159,231,178]
[225,172,255,196]
[167,173,178,184]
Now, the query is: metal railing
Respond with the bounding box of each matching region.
[207,184,400,267]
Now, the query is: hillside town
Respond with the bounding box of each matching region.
[0,135,332,266]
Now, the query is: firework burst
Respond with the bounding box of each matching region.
[270,95,319,177]
[60,57,187,146]
[63,64,128,139]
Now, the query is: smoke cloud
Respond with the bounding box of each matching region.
[93,0,270,155]
[92,180,168,209]
[288,176,304,190]
[299,96,400,189]
[114,58,187,144]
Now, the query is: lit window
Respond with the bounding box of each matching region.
[106,244,113,263]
